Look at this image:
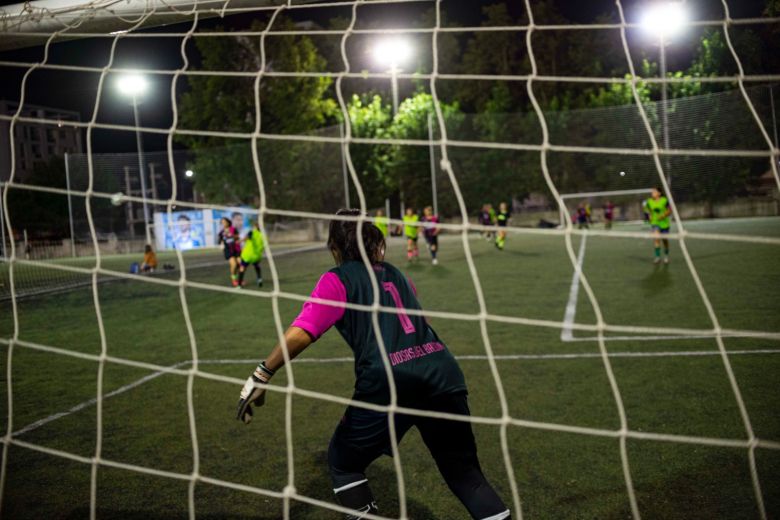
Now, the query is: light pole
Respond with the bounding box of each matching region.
[373,38,432,218]
[373,37,411,116]
[117,73,152,244]
[185,169,197,203]
[641,2,686,191]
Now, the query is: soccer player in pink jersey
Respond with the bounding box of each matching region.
[217,217,241,286]
[421,205,440,265]
[236,209,510,520]
[603,200,615,230]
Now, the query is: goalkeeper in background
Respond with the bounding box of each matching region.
[237,220,265,288]
[236,209,511,520]
[495,201,510,250]
[403,206,420,262]
[643,187,672,264]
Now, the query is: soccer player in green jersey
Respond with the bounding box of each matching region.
[403,206,419,262]
[495,202,510,250]
[374,208,389,238]
[643,187,672,264]
[236,209,510,520]
[237,220,265,287]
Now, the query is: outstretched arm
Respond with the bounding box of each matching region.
[235,326,313,424]
[264,326,313,372]
[236,272,346,423]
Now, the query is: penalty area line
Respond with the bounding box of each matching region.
[12,360,190,437]
[561,234,587,341]
[198,349,780,364]
[15,349,779,437]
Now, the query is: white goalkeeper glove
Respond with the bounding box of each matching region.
[236,361,275,424]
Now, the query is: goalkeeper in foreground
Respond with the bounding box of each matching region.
[237,209,510,520]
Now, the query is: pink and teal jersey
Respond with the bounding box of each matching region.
[421,215,439,238]
[291,261,465,405]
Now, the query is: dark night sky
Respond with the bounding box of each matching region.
[0,0,773,153]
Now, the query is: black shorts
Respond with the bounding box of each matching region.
[425,235,438,247]
[223,247,240,260]
[239,258,259,268]
[328,392,476,487]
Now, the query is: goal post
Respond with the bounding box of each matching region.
[559,188,655,228]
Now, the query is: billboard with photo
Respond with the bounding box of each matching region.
[154,207,257,251]
[154,210,207,251]
[211,208,256,242]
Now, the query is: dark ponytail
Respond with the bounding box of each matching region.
[327,209,386,265]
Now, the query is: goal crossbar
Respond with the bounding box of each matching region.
[559,188,654,200]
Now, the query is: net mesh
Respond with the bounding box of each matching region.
[1,1,779,519]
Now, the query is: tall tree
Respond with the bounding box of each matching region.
[178,16,338,205]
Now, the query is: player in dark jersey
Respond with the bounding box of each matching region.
[236,209,510,520]
[574,202,590,230]
[603,200,615,230]
[421,205,440,265]
[217,217,241,286]
[478,203,494,240]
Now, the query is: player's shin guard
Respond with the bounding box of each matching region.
[334,480,378,520]
[237,268,246,286]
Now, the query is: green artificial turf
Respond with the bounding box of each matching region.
[1,217,778,519]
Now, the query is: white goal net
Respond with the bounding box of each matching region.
[1,1,779,519]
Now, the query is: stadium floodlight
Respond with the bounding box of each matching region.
[116,73,148,97]
[372,37,412,115]
[640,1,687,39]
[185,169,194,178]
[116,72,152,244]
[640,1,687,190]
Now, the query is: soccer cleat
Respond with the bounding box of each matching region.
[231,279,239,287]
[432,258,438,265]
[664,256,670,264]
[653,256,661,264]
[257,279,263,287]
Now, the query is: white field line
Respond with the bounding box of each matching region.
[566,333,744,342]
[12,361,189,437]
[561,234,587,341]
[200,349,780,365]
[1,243,326,303]
[12,348,780,438]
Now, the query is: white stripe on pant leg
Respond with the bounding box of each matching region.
[333,478,368,494]
[481,509,511,520]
